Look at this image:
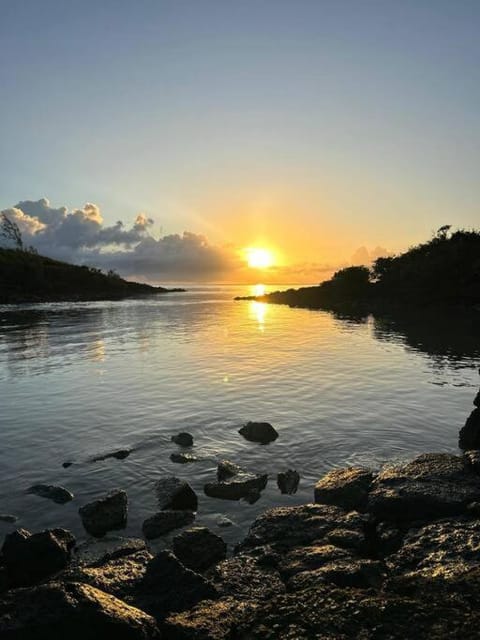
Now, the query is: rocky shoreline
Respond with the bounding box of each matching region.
[2,403,480,638]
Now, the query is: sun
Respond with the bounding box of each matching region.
[245,247,274,269]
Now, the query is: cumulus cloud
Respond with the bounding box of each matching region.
[350,245,391,266]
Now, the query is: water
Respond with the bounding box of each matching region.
[0,285,479,549]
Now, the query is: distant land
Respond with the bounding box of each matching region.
[237,228,480,313]
[0,248,184,304]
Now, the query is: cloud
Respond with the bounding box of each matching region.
[350,245,391,266]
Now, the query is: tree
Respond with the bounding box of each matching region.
[0,213,24,250]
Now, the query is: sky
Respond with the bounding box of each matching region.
[1,0,479,283]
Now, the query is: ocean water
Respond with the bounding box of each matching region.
[0,284,479,549]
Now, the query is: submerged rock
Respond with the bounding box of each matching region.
[204,472,268,501]
[155,477,198,511]
[277,469,300,494]
[474,389,480,408]
[2,527,75,588]
[27,484,74,504]
[91,449,131,462]
[73,536,148,567]
[217,459,243,481]
[239,421,278,444]
[314,466,373,511]
[0,514,17,523]
[171,432,194,447]
[62,461,73,468]
[0,581,160,639]
[173,527,226,572]
[170,452,198,464]
[367,453,480,521]
[142,511,195,540]
[459,408,480,449]
[79,489,128,537]
[216,516,234,528]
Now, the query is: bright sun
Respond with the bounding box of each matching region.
[246,247,274,269]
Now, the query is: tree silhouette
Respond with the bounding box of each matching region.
[0,213,23,250]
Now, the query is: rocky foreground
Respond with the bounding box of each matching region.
[3,447,480,639]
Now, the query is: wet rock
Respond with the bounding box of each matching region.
[204,472,268,501]
[172,432,194,447]
[464,449,480,473]
[91,449,131,462]
[277,469,300,495]
[287,558,386,590]
[62,461,73,468]
[209,554,285,602]
[459,408,480,449]
[314,466,373,511]
[367,453,480,521]
[73,536,148,567]
[324,527,369,554]
[0,581,160,639]
[0,515,17,523]
[241,488,262,504]
[240,503,367,553]
[217,460,243,481]
[466,501,480,516]
[170,452,198,464]
[2,527,75,588]
[142,511,195,540]
[216,516,234,528]
[238,421,278,444]
[474,389,480,408]
[79,489,128,537]
[279,543,353,578]
[173,527,226,572]
[156,477,198,511]
[27,484,74,504]
[137,550,217,620]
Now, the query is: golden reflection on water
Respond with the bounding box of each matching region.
[249,300,268,331]
[89,339,106,362]
[250,283,266,297]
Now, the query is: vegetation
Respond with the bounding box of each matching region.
[239,228,480,312]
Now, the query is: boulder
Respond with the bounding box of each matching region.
[204,473,268,501]
[173,527,226,572]
[238,421,278,444]
[79,489,128,537]
[279,543,353,578]
[464,449,480,473]
[73,536,148,567]
[171,433,194,447]
[2,528,75,588]
[314,466,373,511]
[0,581,160,639]
[241,488,262,504]
[209,554,285,601]
[142,511,195,540]
[170,453,197,464]
[27,484,74,504]
[459,408,480,449]
[277,469,300,495]
[217,460,243,481]
[91,449,131,462]
[155,477,198,511]
[367,453,480,521]
[216,516,234,528]
[287,558,386,591]
[474,390,480,408]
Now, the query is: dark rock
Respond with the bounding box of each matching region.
[205,472,268,501]
[287,558,386,590]
[2,527,75,588]
[277,469,300,495]
[91,449,131,462]
[459,408,480,449]
[314,466,373,511]
[79,489,128,537]
[474,389,480,407]
[171,432,194,447]
[374,522,405,555]
[170,452,198,464]
[62,461,73,468]
[217,460,243,481]
[279,543,352,578]
[241,488,262,504]
[466,501,480,516]
[209,554,285,602]
[27,484,74,504]
[142,511,195,540]
[0,581,160,639]
[138,550,217,619]
[324,527,369,554]
[216,516,234,528]
[368,453,480,521]
[0,515,17,523]
[464,449,480,473]
[173,527,226,572]
[73,536,148,567]
[238,421,278,444]
[156,477,198,511]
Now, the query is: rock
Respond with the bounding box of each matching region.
[209,554,285,601]
[156,477,198,511]
[238,421,278,444]
[0,515,17,523]
[287,558,386,591]
[27,484,74,504]
[0,581,160,639]
[142,511,195,540]
[279,543,352,578]
[464,449,480,473]
[137,550,217,619]
[2,527,75,588]
[170,452,198,464]
[324,527,369,554]
[79,489,128,537]
[216,516,234,528]
[474,389,480,407]
[217,460,243,481]
[171,432,194,447]
[367,453,480,521]
[173,527,226,572]
[459,408,480,449]
[241,488,262,504]
[91,449,131,462]
[314,466,373,511]
[73,536,148,567]
[62,461,73,468]
[277,469,300,495]
[204,472,268,501]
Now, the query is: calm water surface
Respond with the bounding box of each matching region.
[0,285,479,548]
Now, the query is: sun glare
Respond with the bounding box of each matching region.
[246,247,274,269]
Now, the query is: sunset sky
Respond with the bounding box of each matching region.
[1,1,479,283]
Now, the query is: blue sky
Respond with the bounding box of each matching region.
[1,0,479,280]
